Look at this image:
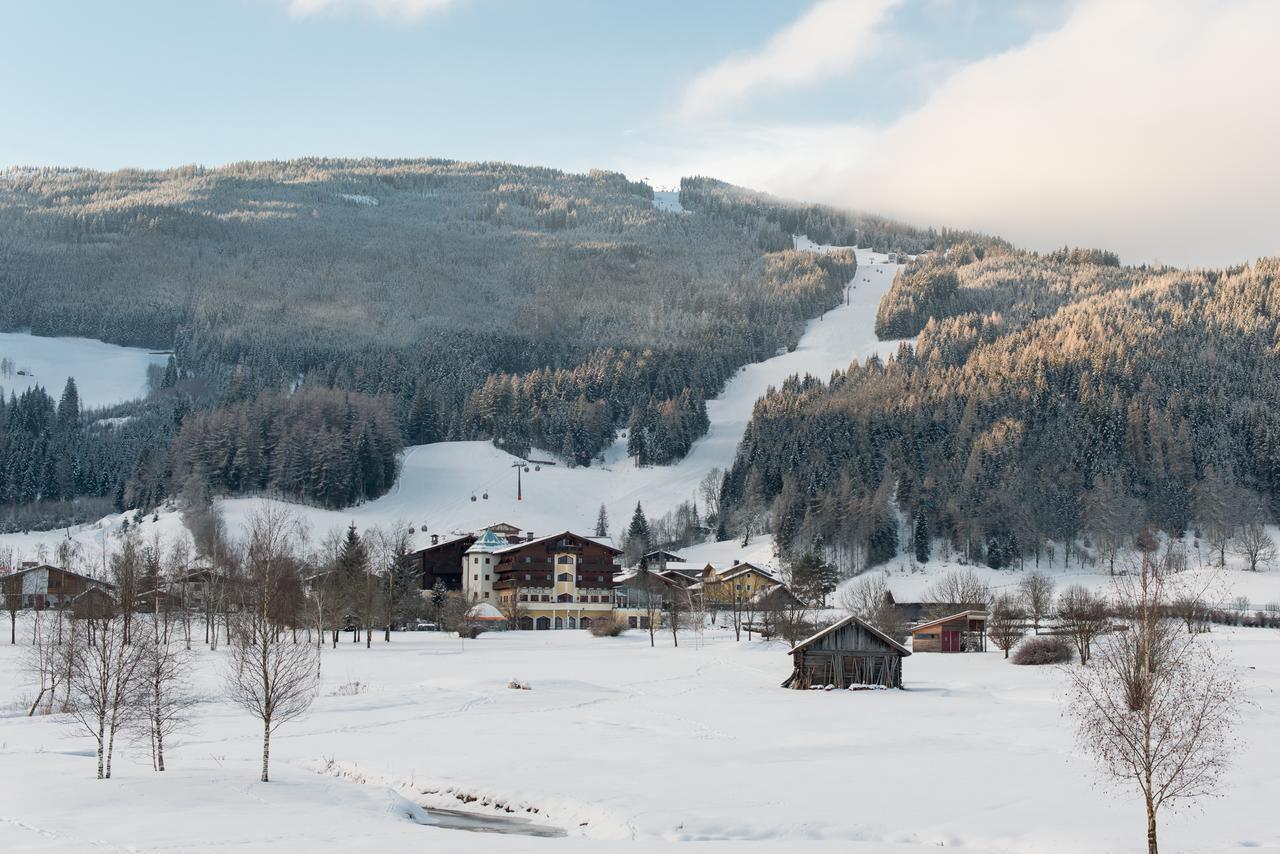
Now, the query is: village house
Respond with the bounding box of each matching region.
[1,563,114,610]
[700,561,783,607]
[783,613,910,689]
[909,610,989,653]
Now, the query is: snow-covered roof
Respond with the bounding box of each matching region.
[465,529,511,554]
[909,610,988,633]
[788,614,911,657]
[716,563,780,583]
[491,531,621,556]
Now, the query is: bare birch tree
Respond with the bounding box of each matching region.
[223,503,318,783]
[65,611,146,779]
[1065,552,1240,854]
[133,594,195,771]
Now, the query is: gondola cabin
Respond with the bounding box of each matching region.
[909,610,988,652]
[783,614,909,690]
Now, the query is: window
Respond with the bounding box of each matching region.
[484,574,489,581]
[524,573,531,581]
[484,557,491,565]
[483,592,489,598]
[473,574,478,581]
[519,594,529,602]
[557,572,572,582]
[556,555,573,564]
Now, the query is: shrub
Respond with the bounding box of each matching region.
[1012,635,1073,665]
[590,615,629,637]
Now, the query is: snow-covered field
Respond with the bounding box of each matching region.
[0,244,900,559]
[0,331,168,409]
[856,533,1280,614]
[2,623,1277,853]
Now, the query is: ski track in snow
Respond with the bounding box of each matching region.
[1,241,903,557]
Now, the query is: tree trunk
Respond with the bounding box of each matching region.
[261,717,271,783]
[9,611,15,645]
[1146,799,1158,854]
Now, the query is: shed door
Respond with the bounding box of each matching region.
[943,630,961,652]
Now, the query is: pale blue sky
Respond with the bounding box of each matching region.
[1,0,1063,176]
[4,0,1278,266]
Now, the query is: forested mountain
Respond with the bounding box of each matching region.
[0,159,886,526]
[678,176,1007,256]
[723,247,1280,573]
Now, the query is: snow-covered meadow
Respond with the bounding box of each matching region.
[0,331,169,410]
[2,621,1277,853]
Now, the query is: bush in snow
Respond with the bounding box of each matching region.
[590,615,629,637]
[1012,635,1073,665]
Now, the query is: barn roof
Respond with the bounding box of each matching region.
[909,609,988,634]
[788,613,911,657]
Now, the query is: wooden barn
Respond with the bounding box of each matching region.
[909,610,988,652]
[783,614,910,690]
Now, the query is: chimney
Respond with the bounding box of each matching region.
[525,531,535,542]
[431,534,439,545]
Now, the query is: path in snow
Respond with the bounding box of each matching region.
[0,241,902,556]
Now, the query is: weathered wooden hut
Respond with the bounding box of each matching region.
[783,614,910,689]
[908,610,988,652]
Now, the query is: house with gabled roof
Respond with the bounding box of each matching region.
[783,613,910,689]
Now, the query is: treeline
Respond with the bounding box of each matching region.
[723,251,1280,573]
[460,248,854,463]
[678,176,1006,255]
[874,242,1134,340]
[0,378,190,532]
[170,388,401,509]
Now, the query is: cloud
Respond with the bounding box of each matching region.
[664,0,1280,267]
[678,0,902,119]
[286,0,458,22]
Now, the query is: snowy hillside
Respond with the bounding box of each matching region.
[0,246,901,559]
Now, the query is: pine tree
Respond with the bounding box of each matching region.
[628,502,651,553]
[913,511,930,564]
[595,503,609,537]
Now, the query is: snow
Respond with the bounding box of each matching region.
[855,533,1280,614]
[2,621,1277,852]
[0,331,169,409]
[651,190,687,214]
[337,193,379,206]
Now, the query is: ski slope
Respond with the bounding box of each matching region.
[0,242,901,558]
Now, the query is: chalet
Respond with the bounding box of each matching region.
[701,562,783,607]
[482,530,623,631]
[72,587,116,621]
[640,549,686,567]
[909,610,988,653]
[783,614,910,689]
[1,564,114,610]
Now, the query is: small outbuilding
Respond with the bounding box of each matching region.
[909,610,988,652]
[783,614,910,690]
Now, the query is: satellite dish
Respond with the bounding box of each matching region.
[470,495,477,502]
[482,492,489,500]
